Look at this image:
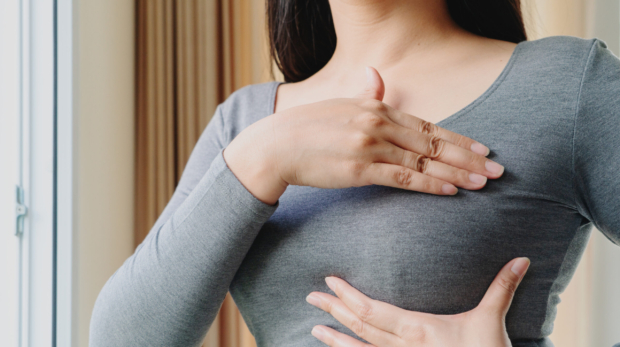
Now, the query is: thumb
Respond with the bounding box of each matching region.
[477,257,530,317]
[355,66,385,101]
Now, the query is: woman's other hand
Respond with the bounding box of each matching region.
[224,67,504,205]
[306,257,530,347]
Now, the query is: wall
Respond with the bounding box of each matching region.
[76,1,135,346]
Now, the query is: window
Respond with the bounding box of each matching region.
[0,1,61,346]
[0,2,21,345]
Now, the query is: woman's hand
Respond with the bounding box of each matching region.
[305,257,530,347]
[224,67,504,205]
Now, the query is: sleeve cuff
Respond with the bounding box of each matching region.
[207,148,280,218]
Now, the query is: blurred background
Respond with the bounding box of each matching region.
[2,1,617,347]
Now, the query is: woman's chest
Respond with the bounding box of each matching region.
[244,173,580,269]
[230,172,584,343]
[233,161,581,302]
[238,111,578,282]
[229,111,585,342]
[252,111,580,261]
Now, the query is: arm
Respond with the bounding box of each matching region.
[573,38,620,245]
[89,105,279,347]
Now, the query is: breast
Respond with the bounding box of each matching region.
[229,109,587,345]
[230,175,585,345]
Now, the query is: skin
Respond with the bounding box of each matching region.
[222,0,526,344]
[223,0,515,206]
[225,67,504,205]
[306,257,531,347]
[274,0,518,124]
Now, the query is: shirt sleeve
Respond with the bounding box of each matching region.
[573,38,620,245]
[89,104,280,346]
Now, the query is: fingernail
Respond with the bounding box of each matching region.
[311,326,326,340]
[325,277,337,291]
[471,143,490,156]
[442,184,458,195]
[511,257,530,277]
[365,66,371,83]
[485,161,504,176]
[469,173,487,185]
[306,294,321,307]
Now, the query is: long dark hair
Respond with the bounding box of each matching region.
[267,0,527,83]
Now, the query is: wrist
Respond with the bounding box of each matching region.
[223,141,287,206]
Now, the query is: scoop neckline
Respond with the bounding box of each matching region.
[269,40,524,127]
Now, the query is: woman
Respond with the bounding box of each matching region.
[89,0,620,346]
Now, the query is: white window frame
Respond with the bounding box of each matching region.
[0,1,76,346]
[18,0,56,346]
[0,1,22,346]
[55,0,77,346]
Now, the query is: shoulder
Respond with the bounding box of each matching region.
[519,35,599,59]
[573,37,620,131]
[509,36,619,98]
[516,36,615,73]
[218,81,281,141]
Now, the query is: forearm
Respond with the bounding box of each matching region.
[89,149,279,347]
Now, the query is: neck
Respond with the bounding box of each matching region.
[320,0,468,77]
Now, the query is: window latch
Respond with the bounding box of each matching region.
[16,185,27,236]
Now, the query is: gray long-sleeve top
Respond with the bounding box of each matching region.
[90,36,620,347]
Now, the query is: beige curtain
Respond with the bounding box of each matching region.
[134,0,276,346]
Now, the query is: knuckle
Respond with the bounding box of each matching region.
[322,299,334,313]
[346,161,370,185]
[347,161,367,176]
[458,169,470,184]
[497,276,518,295]
[400,323,427,343]
[427,136,445,159]
[350,318,366,337]
[413,154,431,174]
[454,135,470,149]
[361,98,388,113]
[351,132,378,150]
[467,152,479,167]
[418,121,439,136]
[421,178,434,193]
[395,167,415,187]
[400,151,414,168]
[357,112,387,130]
[354,301,374,322]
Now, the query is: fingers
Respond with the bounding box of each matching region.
[349,66,501,185]
[351,71,491,158]
[364,162,458,195]
[478,257,530,317]
[376,144,487,190]
[355,66,385,101]
[310,325,375,347]
[327,277,410,335]
[383,124,504,178]
[306,290,400,346]
[386,107,490,156]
